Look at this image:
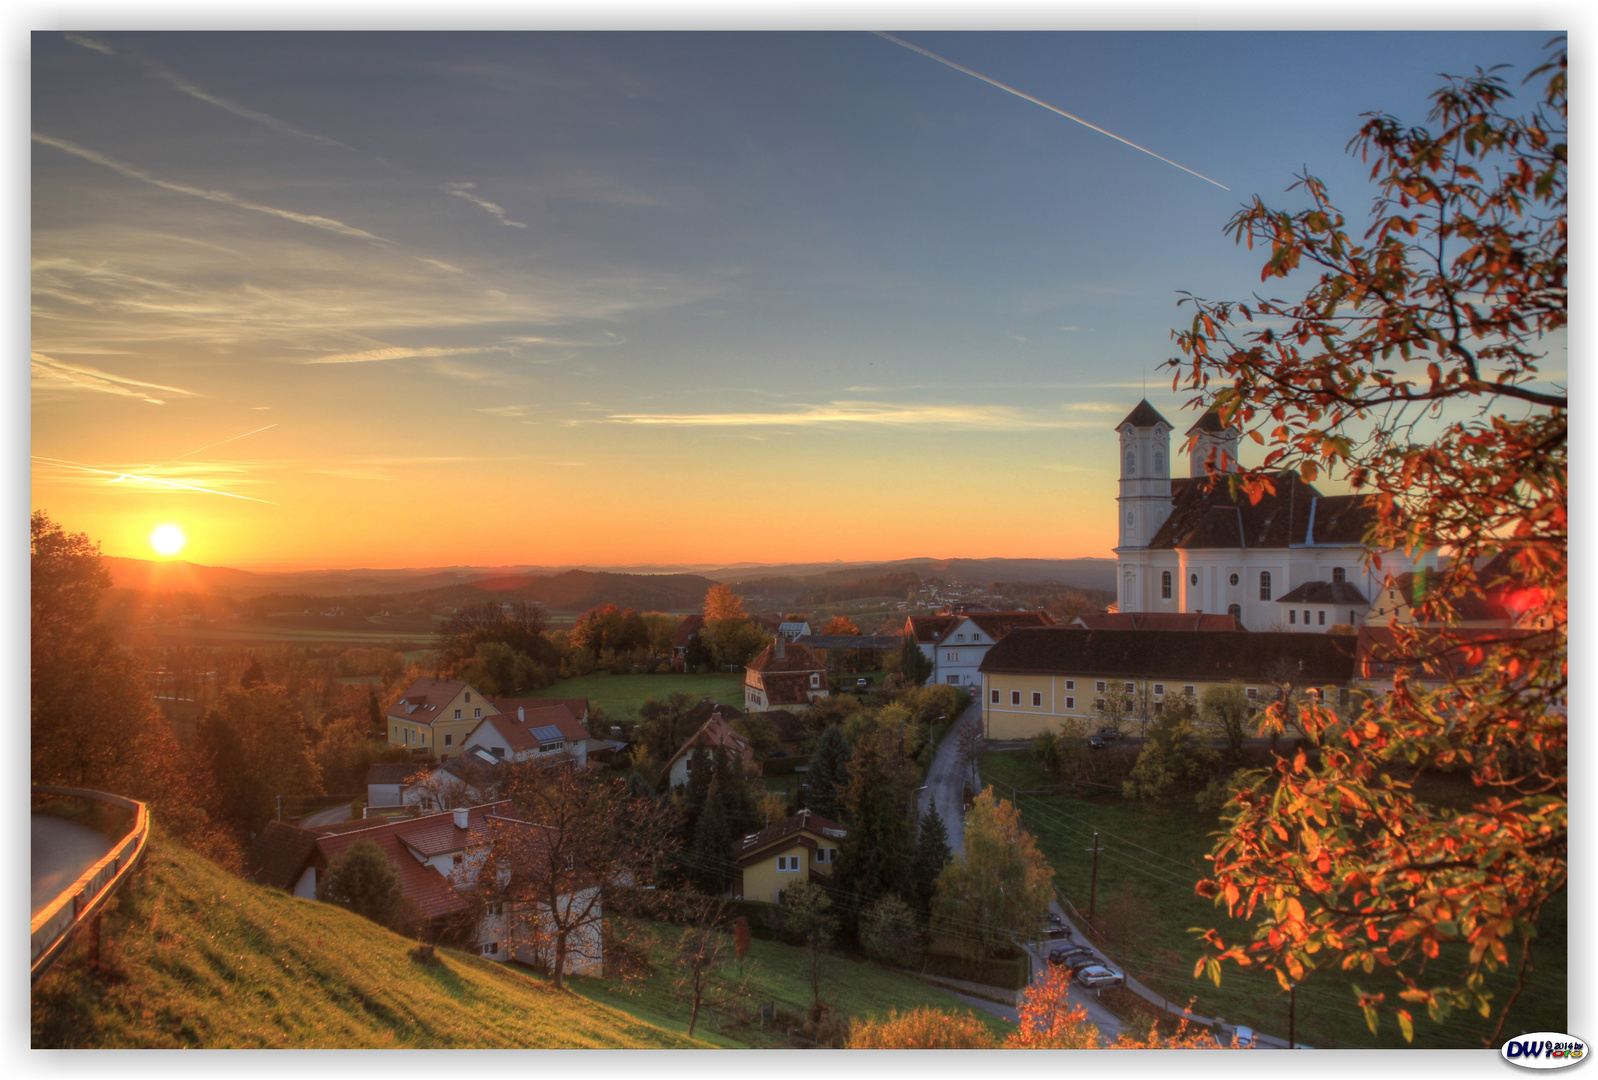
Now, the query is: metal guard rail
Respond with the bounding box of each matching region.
[30,786,151,984]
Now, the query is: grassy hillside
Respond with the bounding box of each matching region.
[31,833,709,1048]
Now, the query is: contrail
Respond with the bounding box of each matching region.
[874,32,1228,191]
[140,423,279,473]
[32,456,278,504]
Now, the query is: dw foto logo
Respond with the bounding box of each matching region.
[1502,1032,1587,1070]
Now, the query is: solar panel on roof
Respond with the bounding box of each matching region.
[530,724,564,743]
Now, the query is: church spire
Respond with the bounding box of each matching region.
[1118,399,1170,430]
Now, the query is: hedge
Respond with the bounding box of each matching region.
[921,949,1032,990]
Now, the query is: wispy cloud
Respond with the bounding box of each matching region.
[445,183,527,228]
[477,405,527,417]
[31,352,194,404]
[1065,402,1125,413]
[32,133,386,242]
[417,257,466,273]
[301,345,511,365]
[604,401,1096,430]
[63,32,115,56]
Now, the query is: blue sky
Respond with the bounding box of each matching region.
[29,29,1562,568]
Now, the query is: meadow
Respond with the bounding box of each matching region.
[531,673,745,720]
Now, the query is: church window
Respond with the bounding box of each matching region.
[1161,572,1171,599]
[1229,573,1239,587]
[1154,450,1164,474]
[1189,573,1198,587]
[1228,604,1242,622]
[1333,567,1346,584]
[1125,450,1136,476]
[1259,571,1272,600]
[1126,512,1134,530]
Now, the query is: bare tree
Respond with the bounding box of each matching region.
[471,758,676,989]
[673,897,754,1037]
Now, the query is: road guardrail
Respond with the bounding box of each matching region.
[31,786,151,984]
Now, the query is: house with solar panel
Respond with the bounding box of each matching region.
[464,701,594,766]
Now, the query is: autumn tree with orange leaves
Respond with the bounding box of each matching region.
[1170,46,1565,1044]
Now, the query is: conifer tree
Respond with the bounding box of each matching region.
[910,802,952,914]
[807,725,851,820]
[833,726,917,915]
[691,774,735,894]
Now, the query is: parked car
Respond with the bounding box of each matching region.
[1215,1024,1256,1048]
[1047,946,1095,967]
[1073,964,1126,989]
[856,677,870,688]
[1095,727,1124,741]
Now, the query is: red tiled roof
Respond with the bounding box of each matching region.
[905,615,956,644]
[746,639,824,674]
[664,714,755,773]
[1071,612,1246,633]
[246,821,321,891]
[672,613,706,649]
[486,700,592,743]
[962,612,1055,639]
[386,677,493,727]
[758,671,823,706]
[490,696,589,724]
[1356,625,1539,680]
[980,627,1358,683]
[312,803,513,920]
[736,810,845,864]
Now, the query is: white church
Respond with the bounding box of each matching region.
[1112,400,1428,633]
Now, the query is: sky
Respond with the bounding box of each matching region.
[30,28,1563,570]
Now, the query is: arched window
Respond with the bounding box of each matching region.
[1126,511,1134,530]
[1332,567,1346,584]
[1228,604,1242,624]
[1259,571,1272,601]
[1161,571,1172,599]
[1154,450,1164,475]
[1189,573,1198,587]
[1125,449,1136,476]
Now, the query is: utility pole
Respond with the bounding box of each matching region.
[1087,831,1101,922]
[1289,982,1297,1049]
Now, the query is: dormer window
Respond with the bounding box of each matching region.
[810,674,820,689]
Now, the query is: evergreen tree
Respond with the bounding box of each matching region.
[711,746,759,840]
[316,838,403,928]
[691,775,735,894]
[833,726,917,916]
[910,802,952,914]
[807,725,852,821]
[678,745,714,841]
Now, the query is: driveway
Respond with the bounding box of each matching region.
[32,815,113,917]
[300,803,352,828]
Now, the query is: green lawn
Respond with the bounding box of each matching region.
[532,673,745,720]
[569,917,1012,1047]
[980,751,1566,1050]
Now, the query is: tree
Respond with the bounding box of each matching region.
[704,617,769,671]
[932,788,1054,953]
[701,583,746,622]
[805,725,852,821]
[887,635,934,688]
[910,802,952,914]
[782,881,835,1018]
[689,773,735,894]
[1123,694,1219,801]
[1200,683,1253,760]
[849,1008,1000,1049]
[820,615,859,636]
[858,894,921,968]
[1174,48,1566,1043]
[672,900,752,1038]
[1006,963,1099,1049]
[478,758,677,989]
[316,838,403,928]
[453,639,545,697]
[433,601,558,683]
[832,725,918,911]
[636,690,697,763]
[197,685,324,839]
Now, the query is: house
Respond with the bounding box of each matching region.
[1069,611,1246,633]
[244,803,600,974]
[903,611,1055,688]
[1111,400,1427,631]
[794,633,905,676]
[465,701,593,766]
[386,677,499,761]
[366,761,423,808]
[978,627,1359,741]
[1274,580,1373,632]
[671,613,706,672]
[401,748,504,810]
[777,621,812,641]
[664,711,756,791]
[1365,554,1552,631]
[744,637,829,713]
[734,809,846,904]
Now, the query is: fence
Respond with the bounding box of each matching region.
[31,786,151,984]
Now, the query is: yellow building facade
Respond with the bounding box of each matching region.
[734,810,844,904]
[386,679,501,761]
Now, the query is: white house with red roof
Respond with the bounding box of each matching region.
[466,700,594,766]
[743,637,829,714]
[903,610,1055,688]
[663,711,756,791]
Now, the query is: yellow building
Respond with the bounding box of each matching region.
[734,810,845,904]
[386,677,500,761]
[979,628,1359,741]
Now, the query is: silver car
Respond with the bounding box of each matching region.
[1073,964,1125,989]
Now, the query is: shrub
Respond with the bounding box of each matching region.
[859,894,922,968]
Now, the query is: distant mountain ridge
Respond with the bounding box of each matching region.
[103,554,1118,602]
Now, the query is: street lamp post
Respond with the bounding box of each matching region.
[1289,982,1297,1049]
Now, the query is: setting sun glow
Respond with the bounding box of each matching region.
[150,525,186,556]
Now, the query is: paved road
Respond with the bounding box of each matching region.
[300,803,352,828]
[32,815,113,917]
[921,706,1124,1040]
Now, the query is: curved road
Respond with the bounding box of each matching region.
[32,815,113,917]
[920,701,1123,1041]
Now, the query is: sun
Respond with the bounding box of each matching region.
[150,525,186,556]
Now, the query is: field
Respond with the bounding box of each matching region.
[137,618,434,650]
[31,834,709,1048]
[569,917,1011,1047]
[979,751,1567,1049]
[531,673,745,720]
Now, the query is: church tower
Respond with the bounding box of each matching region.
[1186,405,1241,477]
[1114,400,1173,550]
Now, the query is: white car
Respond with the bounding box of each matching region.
[1073,964,1125,989]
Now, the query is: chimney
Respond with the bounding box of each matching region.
[453,807,470,830]
[775,637,786,661]
[518,706,525,722]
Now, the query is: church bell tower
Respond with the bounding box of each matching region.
[1114,399,1174,551]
